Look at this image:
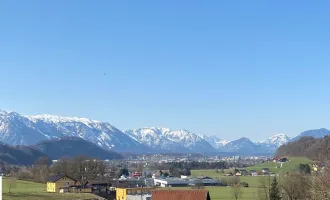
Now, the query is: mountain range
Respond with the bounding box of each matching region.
[0,110,150,153]
[0,109,329,155]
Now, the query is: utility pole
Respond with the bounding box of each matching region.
[0,169,4,200]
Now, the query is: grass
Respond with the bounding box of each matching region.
[191,157,313,178]
[245,157,312,174]
[2,179,100,200]
[191,170,225,179]
[189,157,313,199]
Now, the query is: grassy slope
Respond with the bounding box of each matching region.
[245,157,312,174]
[2,179,100,200]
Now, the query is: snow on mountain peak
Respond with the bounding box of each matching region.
[261,133,290,146]
[26,114,100,126]
[0,109,8,115]
[0,110,149,153]
[124,127,216,153]
[216,139,231,146]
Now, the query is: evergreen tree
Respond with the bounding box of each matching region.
[118,168,129,177]
[269,177,281,200]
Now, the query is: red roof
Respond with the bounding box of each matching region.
[152,189,211,200]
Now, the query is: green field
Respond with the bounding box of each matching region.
[2,179,99,200]
[190,157,313,199]
[191,157,312,178]
[189,171,266,199]
[245,157,312,174]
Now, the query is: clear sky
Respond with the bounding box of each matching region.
[0,1,329,141]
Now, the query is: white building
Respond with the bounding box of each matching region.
[154,177,219,187]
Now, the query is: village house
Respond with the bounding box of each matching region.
[46,174,77,193]
[261,168,270,175]
[250,170,258,176]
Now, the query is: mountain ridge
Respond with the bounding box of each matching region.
[1,109,329,155]
[0,110,151,153]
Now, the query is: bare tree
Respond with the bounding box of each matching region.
[32,157,50,182]
[226,176,240,186]
[279,173,312,200]
[192,179,204,189]
[258,175,272,200]
[232,185,243,200]
[8,178,17,193]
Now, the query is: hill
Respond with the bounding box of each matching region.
[33,136,124,160]
[291,128,330,141]
[0,143,47,165]
[276,136,327,160]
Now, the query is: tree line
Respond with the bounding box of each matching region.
[150,161,247,171]
[276,136,330,161]
[5,156,108,183]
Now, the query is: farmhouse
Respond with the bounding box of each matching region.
[262,168,270,175]
[46,174,77,193]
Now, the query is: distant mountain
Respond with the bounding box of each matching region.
[291,128,330,141]
[214,134,291,154]
[1,109,328,155]
[223,137,262,153]
[261,133,291,146]
[0,143,47,165]
[0,110,150,153]
[33,137,124,160]
[125,128,294,154]
[258,134,291,152]
[124,128,217,153]
[199,135,230,149]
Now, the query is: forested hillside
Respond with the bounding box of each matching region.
[276,136,330,160]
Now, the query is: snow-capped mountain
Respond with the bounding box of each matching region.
[216,139,231,147]
[199,134,230,149]
[0,110,150,153]
[210,134,291,154]
[257,134,291,153]
[260,133,291,146]
[124,127,293,154]
[124,128,217,153]
[2,109,327,155]
[223,137,262,153]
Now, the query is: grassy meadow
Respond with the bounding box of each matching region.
[189,157,312,200]
[2,178,100,200]
[245,157,312,174]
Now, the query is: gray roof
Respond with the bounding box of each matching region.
[46,174,76,182]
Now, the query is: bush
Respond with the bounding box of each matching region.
[240,182,249,187]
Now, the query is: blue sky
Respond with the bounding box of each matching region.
[0,1,329,140]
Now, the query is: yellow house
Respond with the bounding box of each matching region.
[116,187,155,200]
[46,174,77,193]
